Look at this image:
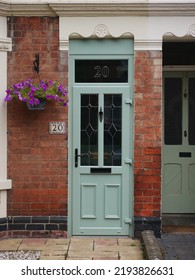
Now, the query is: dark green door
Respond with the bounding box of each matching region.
[163,72,195,213]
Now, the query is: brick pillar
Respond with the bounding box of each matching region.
[134,50,162,237]
[6,17,68,236]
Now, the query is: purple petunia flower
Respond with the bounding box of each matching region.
[14,83,23,90]
[6,89,11,94]
[63,100,69,106]
[3,94,12,102]
[58,84,63,92]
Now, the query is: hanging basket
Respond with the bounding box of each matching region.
[26,99,46,110]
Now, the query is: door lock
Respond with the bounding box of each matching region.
[184,130,187,137]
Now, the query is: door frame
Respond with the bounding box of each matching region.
[68,38,134,236]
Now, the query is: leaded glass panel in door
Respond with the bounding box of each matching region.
[81,94,98,166]
[104,94,122,166]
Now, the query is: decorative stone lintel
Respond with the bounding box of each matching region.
[0,37,12,52]
[60,24,134,51]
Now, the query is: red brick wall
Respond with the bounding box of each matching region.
[134,50,162,218]
[7,17,68,216]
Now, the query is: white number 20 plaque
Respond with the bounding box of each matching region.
[49,122,66,134]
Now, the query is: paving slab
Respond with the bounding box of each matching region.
[94,238,118,246]
[67,250,94,259]
[40,250,67,260]
[92,251,119,259]
[45,239,70,246]
[18,238,47,251]
[40,256,66,260]
[118,238,141,246]
[66,256,92,260]
[0,238,23,250]
[43,244,69,251]
[119,251,144,260]
[0,237,145,260]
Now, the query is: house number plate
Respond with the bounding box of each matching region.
[49,122,65,134]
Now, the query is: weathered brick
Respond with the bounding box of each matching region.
[134,50,162,218]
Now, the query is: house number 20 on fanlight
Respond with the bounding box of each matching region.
[94,66,109,78]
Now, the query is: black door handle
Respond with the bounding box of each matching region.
[75,148,85,167]
[99,107,104,122]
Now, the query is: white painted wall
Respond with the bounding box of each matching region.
[0,16,12,218]
[60,16,195,51]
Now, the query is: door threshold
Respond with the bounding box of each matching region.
[162,214,195,233]
[162,225,195,233]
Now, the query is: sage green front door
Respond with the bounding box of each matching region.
[69,39,134,236]
[163,72,195,213]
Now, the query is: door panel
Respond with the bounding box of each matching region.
[164,164,182,195]
[81,183,97,219]
[163,72,195,213]
[104,183,121,219]
[72,86,133,235]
